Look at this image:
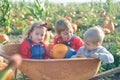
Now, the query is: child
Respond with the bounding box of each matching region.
[53,18,84,58]
[20,21,51,59]
[72,26,114,63]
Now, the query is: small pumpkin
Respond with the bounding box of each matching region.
[0,63,8,71]
[27,16,33,20]
[0,34,9,43]
[104,20,115,32]
[0,56,4,63]
[0,57,13,80]
[52,44,68,59]
[0,57,8,71]
[99,11,106,17]
[111,16,116,20]
[65,16,72,22]
[15,23,23,27]
[77,55,87,58]
[5,27,11,33]
[103,28,111,34]
[26,20,33,25]
[72,23,77,32]
[18,13,24,18]
[75,21,82,27]
[105,16,110,21]
[6,69,13,80]
[10,13,15,17]
[11,19,15,23]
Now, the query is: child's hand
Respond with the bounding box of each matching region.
[10,54,22,68]
[91,53,100,59]
[77,55,87,58]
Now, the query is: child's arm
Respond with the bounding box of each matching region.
[20,40,31,59]
[91,47,114,63]
[71,47,83,58]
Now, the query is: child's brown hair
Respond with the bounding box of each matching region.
[24,21,50,44]
[55,18,73,36]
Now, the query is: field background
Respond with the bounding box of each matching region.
[0,0,120,79]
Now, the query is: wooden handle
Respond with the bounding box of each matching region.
[90,66,120,80]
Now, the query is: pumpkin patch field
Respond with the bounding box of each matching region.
[0,0,120,79]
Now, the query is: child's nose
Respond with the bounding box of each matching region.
[39,36,42,39]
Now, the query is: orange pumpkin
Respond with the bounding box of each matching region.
[0,56,4,63]
[77,55,87,58]
[18,13,24,18]
[99,11,106,17]
[56,14,61,18]
[0,34,9,43]
[11,19,15,23]
[103,28,111,34]
[27,16,33,20]
[5,27,11,33]
[0,57,13,80]
[72,23,77,32]
[15,23,23,27]
[26,20,33,25]
[111,16,116,20]
[6,69,13,80]
[105,16,110,21]
[65,16,72,22]
[104,20,115,32]
[52,44,68,59]
[0,57,8,71]
[46,17,52,21]
[10,13,15,17]
[75,21,82,27]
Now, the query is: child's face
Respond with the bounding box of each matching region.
[84,38,99,51]
[31,28,46,43]
[60,28,73,41]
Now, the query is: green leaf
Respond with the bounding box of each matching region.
[0,64,12,80]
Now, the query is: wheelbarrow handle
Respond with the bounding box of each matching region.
[90,66,120,80]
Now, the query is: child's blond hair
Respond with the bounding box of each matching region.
[84,26,105,44]
[55,18,73,35]
[24,21,50,44]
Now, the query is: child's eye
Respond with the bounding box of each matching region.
[70,31,72,33]
[41,34,44,37]
[64,33,68,36]
[35,33,39,35]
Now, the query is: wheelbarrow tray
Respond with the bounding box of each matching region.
[0,44,101,80]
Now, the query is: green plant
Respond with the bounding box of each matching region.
[27,0,49,20]
[0,0,11,27]
[99,43,120,73]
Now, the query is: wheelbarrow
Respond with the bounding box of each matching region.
[0,44,101,80]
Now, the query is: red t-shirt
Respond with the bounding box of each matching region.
[54,36,84,51]
[20,40,49,59]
